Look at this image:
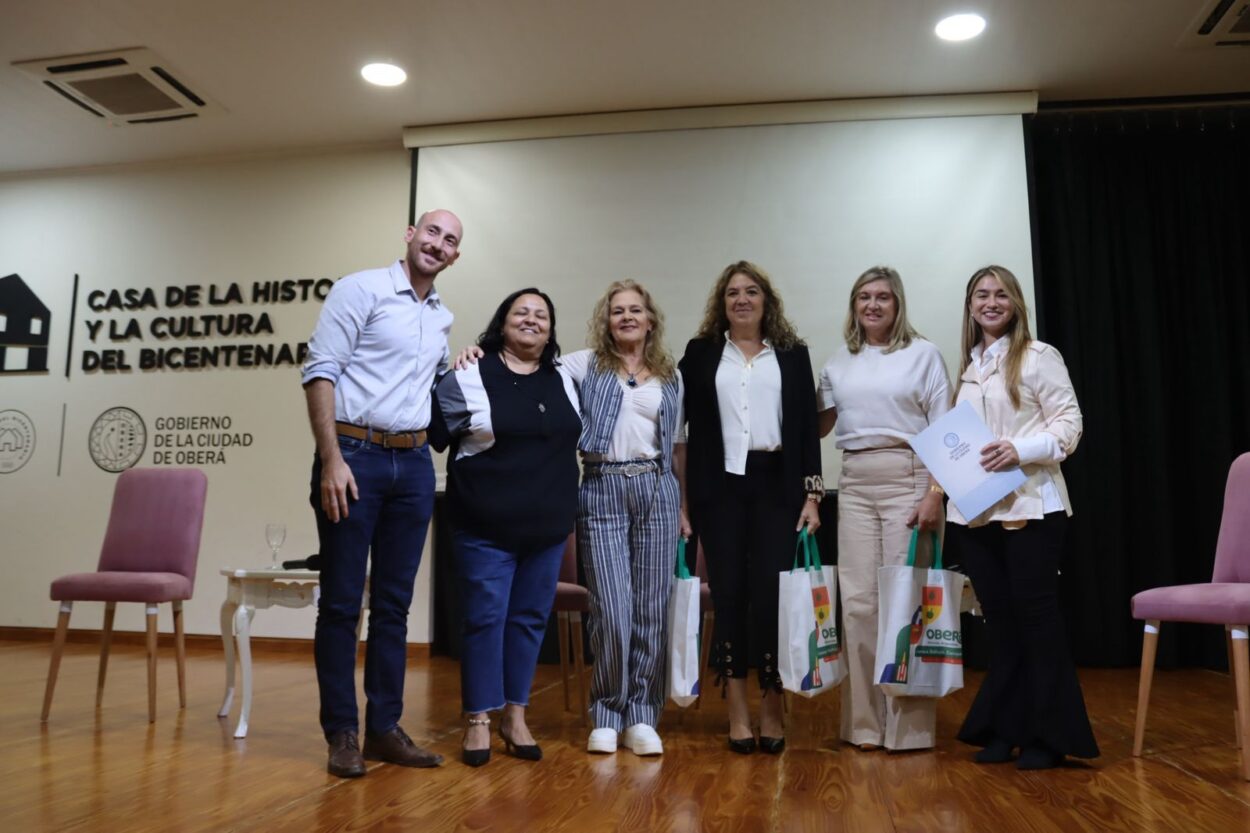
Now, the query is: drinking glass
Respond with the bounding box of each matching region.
[265,522,287,568]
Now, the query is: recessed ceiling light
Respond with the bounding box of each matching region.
[935,13,986,42]
[361,63,407,87]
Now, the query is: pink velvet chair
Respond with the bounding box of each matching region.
[1131,452,1250,779]
[41,468,208,723]
[552,532,590,725]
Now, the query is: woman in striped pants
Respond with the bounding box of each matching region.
[568,280,688,756]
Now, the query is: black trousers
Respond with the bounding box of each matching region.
[696,452,799,691]
[946,513,1099,758]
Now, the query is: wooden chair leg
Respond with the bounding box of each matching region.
[696,611,713,711]
[1229,629,1241,749]
[96,601,116,707]
[173,600,187,709]
[1230,626,1250,781]
[557,611,571,712]
[1132,620,1160,757]
[41,602,73,722]
[146,605,159,723]
[571,611,588,727]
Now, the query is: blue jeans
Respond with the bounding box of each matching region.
[455,530,565,713]
[311,437,434,738]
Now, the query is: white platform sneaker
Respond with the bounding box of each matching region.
[587,727,618,753]
[621,723,663,756]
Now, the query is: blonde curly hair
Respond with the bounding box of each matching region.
[586,279,676,382]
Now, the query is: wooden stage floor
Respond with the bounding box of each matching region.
[4,638,1249,832]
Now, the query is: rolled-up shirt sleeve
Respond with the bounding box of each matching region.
[817,362,837,412]
[922,348,953,422]
[300,278,368,386]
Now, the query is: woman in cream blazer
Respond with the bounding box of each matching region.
[945,265,1099,770]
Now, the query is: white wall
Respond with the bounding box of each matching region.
[0,146,437,640]
[417,114,1036,487]
[0,114,1036,641]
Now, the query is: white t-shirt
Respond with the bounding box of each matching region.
[817,339,951,450]
[560,349,686,462]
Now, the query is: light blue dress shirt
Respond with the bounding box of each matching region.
[301,259,453,432]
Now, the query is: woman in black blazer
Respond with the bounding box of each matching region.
[679,260,823,754]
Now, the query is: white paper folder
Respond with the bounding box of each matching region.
[908,401,1027,521]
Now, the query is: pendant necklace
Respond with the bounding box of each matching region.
[624,359,644,388]
[501,350,547,414]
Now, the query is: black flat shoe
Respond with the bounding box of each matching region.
[1016,745,1063,770]
[728,735,756,755]
[500,729,542,761]
[759,736,785,754]
[461,747,491,767]
[974,738,1015,764]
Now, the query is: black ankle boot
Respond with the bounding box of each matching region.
[1016,744,1062,770]
[974,738,1015,764]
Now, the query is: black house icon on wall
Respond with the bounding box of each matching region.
[0,273,51,374]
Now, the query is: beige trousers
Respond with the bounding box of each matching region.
[837,447,940,750]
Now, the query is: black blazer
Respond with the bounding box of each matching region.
[678,336,822,513]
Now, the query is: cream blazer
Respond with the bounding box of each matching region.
[947,340,1082,526]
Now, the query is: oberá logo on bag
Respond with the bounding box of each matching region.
[916,584,962,664]
[803,582,839,690]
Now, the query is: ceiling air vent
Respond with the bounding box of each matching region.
[12,48,222,126]
[1179,0,1250,48]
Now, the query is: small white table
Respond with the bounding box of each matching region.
[217,567,367,739]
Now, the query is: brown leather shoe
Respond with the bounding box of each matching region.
[363,726,444,768]
[327,730,366,778]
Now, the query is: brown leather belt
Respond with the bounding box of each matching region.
[335,422,428,449]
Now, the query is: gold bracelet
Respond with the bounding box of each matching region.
[928,484,944,495]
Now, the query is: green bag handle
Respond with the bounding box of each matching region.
[906,528,944,570]
[675,537,692,579]
[792,527,824,571]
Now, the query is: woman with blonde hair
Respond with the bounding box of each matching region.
[945,265,1098,769]
[680,260,822,754]
[567,279,687,757]
[454,279,688,757]
[816,265,951,752]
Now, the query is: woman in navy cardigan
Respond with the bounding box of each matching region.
[679,260,823,753]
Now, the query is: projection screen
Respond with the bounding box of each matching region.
[413,113,1034,485]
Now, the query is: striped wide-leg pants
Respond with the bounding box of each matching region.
[578,465,681,731]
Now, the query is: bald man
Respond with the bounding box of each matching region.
[301,210,463,777]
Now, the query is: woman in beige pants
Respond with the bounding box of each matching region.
[817,266,951,751]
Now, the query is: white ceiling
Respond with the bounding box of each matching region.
[1,0,1247,175]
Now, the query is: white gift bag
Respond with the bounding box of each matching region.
[874,529,964,698]
[667,538,702,707]
[778,528,846,697]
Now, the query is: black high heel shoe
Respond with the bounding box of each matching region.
[500,727,543,761]
[758,735,786,754]
[462,717,491,767]
[728,735,757,755]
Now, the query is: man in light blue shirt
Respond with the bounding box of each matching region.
[301,209,462,778]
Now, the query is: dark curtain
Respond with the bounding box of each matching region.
[1028,105,1250,668]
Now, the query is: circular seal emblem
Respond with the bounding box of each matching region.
[0,409,36,474]
[943,432,960,449]
[89,407,147,472]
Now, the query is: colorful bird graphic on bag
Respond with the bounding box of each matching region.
[879,585,945,683]
[879,604,924,684]
[801,581,839,691]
